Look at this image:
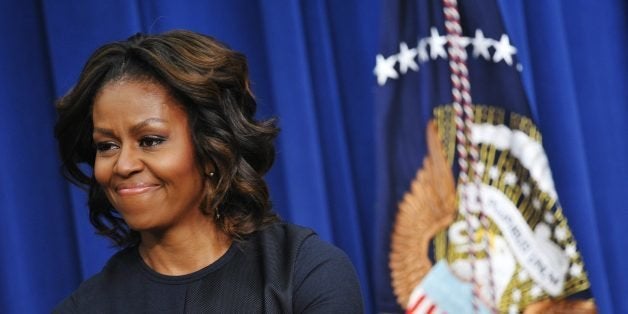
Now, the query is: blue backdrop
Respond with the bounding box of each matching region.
[0,1,626,313]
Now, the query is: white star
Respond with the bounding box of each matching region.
[565,243,577,258]
[504,171,517,186]
[532,198,542,210]
[570,263,583,277]
[458,36,471,49]
[544,211,556,223]
[417,39,429,62]
[512,289,522,302]
[517,270,529,282]
[521,183,531,196]
[530,285,543,298]
[472,29,492,60]
[374,54,398,86]
[427,27,448,59]
[447,35,471,51]
[397,42,418,74]
[493,34,517,65]
[554,225,568,241]
[544,212,555,223]
[474,162,485,176]
[489,166,500,180]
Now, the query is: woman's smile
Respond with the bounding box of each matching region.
[115,183,161,196]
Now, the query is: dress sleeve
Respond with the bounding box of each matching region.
[292,234,364,313]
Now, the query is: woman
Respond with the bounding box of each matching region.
[53,30,363,313]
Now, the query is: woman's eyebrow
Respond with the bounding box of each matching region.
[93,118,167,137]
[130,118,167,133]
[93,127,115,137]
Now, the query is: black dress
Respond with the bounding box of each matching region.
[53,223,364,313]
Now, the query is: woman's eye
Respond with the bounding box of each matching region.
[95,142,118,152]
[139,136,166,148]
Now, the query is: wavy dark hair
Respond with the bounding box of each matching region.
[55,30,279,247]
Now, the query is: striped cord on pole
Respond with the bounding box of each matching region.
[442,0,496,312]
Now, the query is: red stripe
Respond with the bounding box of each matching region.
[406,294,427,314]
[426,304,437,314]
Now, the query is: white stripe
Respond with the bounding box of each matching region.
[414,299,434,314]
[407,287,426,310]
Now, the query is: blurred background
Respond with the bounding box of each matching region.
[0,0,626,313]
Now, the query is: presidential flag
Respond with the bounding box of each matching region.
[374,0,593,312]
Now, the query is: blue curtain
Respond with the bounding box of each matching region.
[500,1,628,313]
[516,1,628,313]
[0,1,625,313]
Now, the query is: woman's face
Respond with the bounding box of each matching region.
[92,80,206,233]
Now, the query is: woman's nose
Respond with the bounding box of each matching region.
[113,145,143,177]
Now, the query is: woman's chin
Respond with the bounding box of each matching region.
[122,215,162,234]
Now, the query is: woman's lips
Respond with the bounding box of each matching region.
[116,184,160,196]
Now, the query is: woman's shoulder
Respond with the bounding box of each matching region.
[254,222,347,262]
[254,222,364,313]
[52,247,138,313]
[255,222,315,246]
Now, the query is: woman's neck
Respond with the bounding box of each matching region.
[138,217,231,276]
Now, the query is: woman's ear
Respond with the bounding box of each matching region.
[200,163,217,215]
[203,160,217,179]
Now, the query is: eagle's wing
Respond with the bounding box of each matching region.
[389,120,457,308]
